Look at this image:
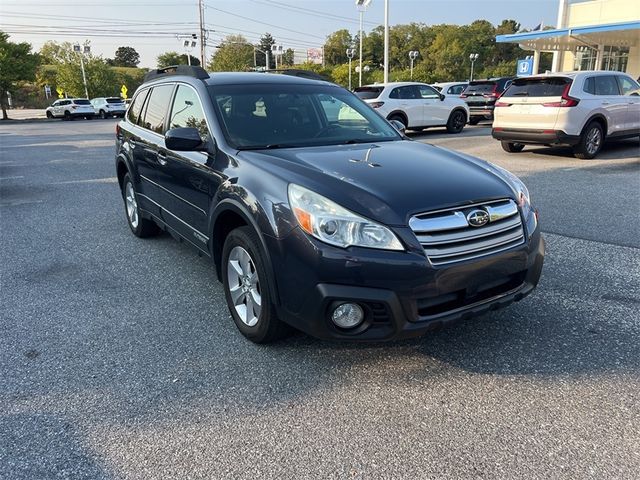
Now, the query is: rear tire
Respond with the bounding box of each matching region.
[63,111,71,121]
[46,111,53,119]
[468,117,480,125]
[501,141,525,153]
[573,121,604,159]
[446,110,466,134]
[99,110,107,119]
[222,226,290,343]
[121,173,160,238]
[388,114,407,130]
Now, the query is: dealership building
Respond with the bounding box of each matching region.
[496,0,640,78]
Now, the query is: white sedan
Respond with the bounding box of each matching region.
[355,82,470,133]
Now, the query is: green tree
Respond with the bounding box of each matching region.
[323,29,353,66]
[208,34,254,72]
[0,32,40,119]
[258,33,275,68]
[282,48,295,67]
[113,46,140,67]
[157,51,200,68]
[56,54,117,98]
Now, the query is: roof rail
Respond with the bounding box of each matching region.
[143,65,209,83]
[265,68,332,83]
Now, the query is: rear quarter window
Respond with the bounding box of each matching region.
[504,78,569,97]
[127,89,150,125]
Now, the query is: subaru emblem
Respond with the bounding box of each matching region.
[467,209,490,227]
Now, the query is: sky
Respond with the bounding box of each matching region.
[1,0,561,67]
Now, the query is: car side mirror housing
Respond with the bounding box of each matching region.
[165,127,205,151]
[389,119,406,134]
[440,93,445,101]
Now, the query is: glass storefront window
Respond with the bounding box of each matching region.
[601,45,629,72]
[574,46,597,70]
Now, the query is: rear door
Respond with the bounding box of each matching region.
[616,75,640,132]
[495,77,571,130]
[389,85,423,127]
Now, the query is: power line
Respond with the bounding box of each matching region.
[252,0,377,27]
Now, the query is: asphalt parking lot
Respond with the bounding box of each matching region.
[1,119,639,479]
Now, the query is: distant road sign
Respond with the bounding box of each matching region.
[120,84,128,99]
[517,58,534,77]
[56,86,64,98]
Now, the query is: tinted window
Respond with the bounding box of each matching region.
[210,84,400,149]
[141,84,174,133]
[448,85,466,95]
[73,99,91,105]
[106,98,123,104]
[354,86,384,100]
[463,82,496,94]
[390,86,419,99]
[504,78,569,97]
[584,77,596,94]
[169,85,210,142]
[594,76,620,96]
[127,89,149,125]
[617,76,640,96]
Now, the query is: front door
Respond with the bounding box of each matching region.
[617,75,640,132]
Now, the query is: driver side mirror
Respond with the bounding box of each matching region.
[165,127,207,152]
[439,93,445,101]
[389,119,406,134]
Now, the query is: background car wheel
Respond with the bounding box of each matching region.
[501,141,525,153]
[121,173,160,238]
[446,110,466,134]
[46,111,53,119]
[99,110,107,119]
[387,114,407,130]
[222,226,290,343]
[63,111,71,121]
[573,121,604,159]
[468,118,480,125]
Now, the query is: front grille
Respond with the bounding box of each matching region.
[409,199,525,266]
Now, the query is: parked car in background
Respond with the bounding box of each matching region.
[460,77,513,124]
[91,97,127,119]
[115,66,543,343]
[492,71,640,159]
[45,98,95,120]
[432,82,468,96]
[354,82,470,133]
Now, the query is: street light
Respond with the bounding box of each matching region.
[408,50,419,79]
[272,44,284,69]
[355,0,371,87]
[346,48,355,90]
[178,34,198,66]
[469,53,479,81]
[73,43,90,99]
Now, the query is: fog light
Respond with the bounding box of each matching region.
[331,303,364,329]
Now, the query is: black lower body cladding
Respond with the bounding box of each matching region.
[266,223,544,341]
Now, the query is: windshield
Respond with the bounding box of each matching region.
[503,78,570,97]
[209,84,401,150]
[354,86,384,100]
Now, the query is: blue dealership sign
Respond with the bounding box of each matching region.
[517,58,534,77]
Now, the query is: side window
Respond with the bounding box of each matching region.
[594,76,621,96]
[389,87,401,99]
[617,76,640,96]
[418,85,440,99]
[583,77,596,95]
[169,85,210,142]
[140,84,174,134]
[392,86,419,99]
[127,89,149,125]
[451,85,465,95]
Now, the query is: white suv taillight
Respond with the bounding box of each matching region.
[369,101,384,108]
[543,83,579,107]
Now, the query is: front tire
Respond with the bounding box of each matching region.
[501,141,525,153]
[468,117,480,125]
[121,173,159,238]
[46,111,53,119]
[446,110,466,134]
[387,114,407,130]
[573,121,604,159]
[99,110,107,119]
[222,226,289,343]
[63,111,71,121]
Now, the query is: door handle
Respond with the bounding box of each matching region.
[157,151,168,166]
[601,101,610,105]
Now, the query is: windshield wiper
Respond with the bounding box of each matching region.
[237,143,296,150]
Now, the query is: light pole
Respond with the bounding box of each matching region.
[469,53,479,81]
[355,0,371,87]
[179,34,197,65]
[73,43,90,99]
[409,50,419,79]
[271,44,283,69]
[383,0,389,83]
[346,48,355,90]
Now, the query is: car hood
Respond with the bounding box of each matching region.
[237,140,515,226]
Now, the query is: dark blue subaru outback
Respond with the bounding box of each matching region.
[115,66,544,343]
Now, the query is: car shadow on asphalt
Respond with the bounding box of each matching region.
[524,139,639,160]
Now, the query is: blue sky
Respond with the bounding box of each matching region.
[1,0,560,67]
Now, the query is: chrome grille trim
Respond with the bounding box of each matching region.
[410,199,524,266]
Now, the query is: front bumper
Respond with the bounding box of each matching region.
[492,128,581,146]
[268,220,545,341]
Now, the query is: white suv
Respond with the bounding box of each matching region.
[354,82,470,134]
[45,98,96,120]
[492,71,640,159]
[90,97,127,119]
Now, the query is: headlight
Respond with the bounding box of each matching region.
[491,164,531,214]
[288,184,403,251]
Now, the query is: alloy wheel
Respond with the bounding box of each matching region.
[227,246,261,327]
[124,181,139,228]
[586,127,602,155]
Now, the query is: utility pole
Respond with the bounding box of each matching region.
[383,0,389,84]
[198,0,206,66]
[73,43,90,99]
